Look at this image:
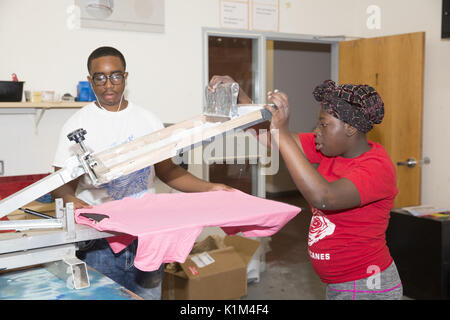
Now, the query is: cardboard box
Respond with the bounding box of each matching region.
[162,235,259,300]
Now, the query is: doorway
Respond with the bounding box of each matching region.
[265,40,331,195]
[208,36,255,102]
[203,29,338,196]
[206,34,259,195]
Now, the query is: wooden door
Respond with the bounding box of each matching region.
[339,32,425,208]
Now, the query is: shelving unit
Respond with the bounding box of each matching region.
[0,102,87,109]
[0,102,88,133]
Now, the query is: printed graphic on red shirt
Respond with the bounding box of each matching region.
[308,207,335,247]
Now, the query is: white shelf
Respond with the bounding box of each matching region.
[0,102,88,133]
[0,102,87,109]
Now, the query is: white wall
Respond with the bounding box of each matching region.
[0,0,449,207]
[0,0,219,175]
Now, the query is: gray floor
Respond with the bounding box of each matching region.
[242,194,410,300]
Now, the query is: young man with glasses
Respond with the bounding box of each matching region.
[52,46,232,299]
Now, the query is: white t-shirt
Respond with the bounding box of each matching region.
[52,101,164,205]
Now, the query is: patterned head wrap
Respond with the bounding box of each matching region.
[312,80,384,133]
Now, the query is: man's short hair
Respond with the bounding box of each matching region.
[87,46,126,74]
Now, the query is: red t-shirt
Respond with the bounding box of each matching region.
[299,132,398,284]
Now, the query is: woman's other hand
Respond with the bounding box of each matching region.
[266,89,290,133]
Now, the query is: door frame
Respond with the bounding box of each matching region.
[202,27,345,105]
[201,28,345,196]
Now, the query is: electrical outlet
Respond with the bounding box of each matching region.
[0,160,3,176]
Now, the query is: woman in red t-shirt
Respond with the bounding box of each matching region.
[209,76,402,300]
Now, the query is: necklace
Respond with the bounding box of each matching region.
[95,93,124,112]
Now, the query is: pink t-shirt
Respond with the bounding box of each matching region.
[299,132,398,284]
[75,190,300,271]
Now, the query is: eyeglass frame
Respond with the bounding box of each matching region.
[89,71,128,86]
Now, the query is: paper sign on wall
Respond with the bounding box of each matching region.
[219,0,279,32]
[251,0,279,32]
[220,0,249,30]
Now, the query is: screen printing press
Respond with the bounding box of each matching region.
[0,83,275,290]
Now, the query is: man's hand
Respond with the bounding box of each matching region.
[208,75,236,92]
[208,75,252,104]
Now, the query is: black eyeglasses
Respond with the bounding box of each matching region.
[91,72,125,86]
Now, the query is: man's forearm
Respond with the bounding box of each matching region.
[159,165,212,193]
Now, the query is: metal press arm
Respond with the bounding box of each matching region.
[0,156,85,219]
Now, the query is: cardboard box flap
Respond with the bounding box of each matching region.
[223,235,260,266]
[189,235,224,254]
[164,263,188,279]
[180,246,246,279]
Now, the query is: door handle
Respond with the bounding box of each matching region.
[396,157,430,168]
